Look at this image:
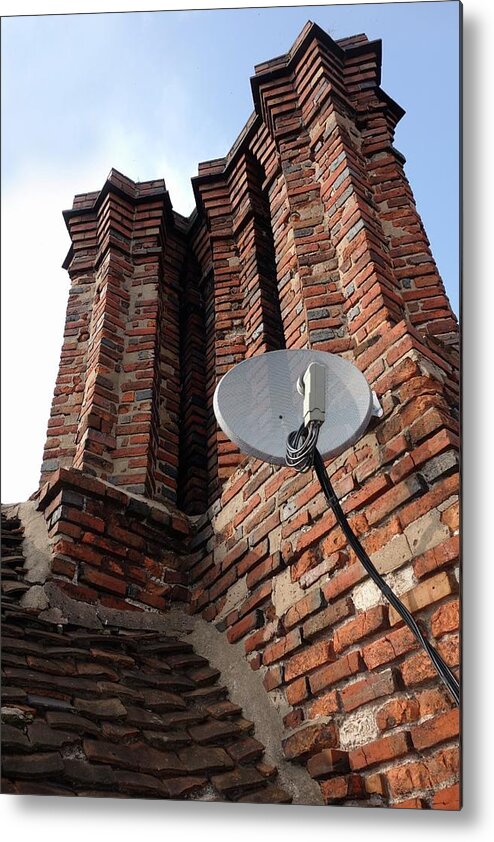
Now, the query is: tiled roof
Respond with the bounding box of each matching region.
[1,511,291,803]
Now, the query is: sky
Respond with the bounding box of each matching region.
[1,0,460,504]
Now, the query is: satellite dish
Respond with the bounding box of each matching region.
[213,349,380,465]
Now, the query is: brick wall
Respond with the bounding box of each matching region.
[37,468,190,613]
[37,21,460,809]
[188,318,459,808]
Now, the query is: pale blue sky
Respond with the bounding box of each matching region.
[1,1,460,502]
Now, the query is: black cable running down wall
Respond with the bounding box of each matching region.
[312,448,460,706]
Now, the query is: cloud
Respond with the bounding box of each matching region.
[1,120,196,502]
[1,173,71,502]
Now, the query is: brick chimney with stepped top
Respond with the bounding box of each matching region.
[4,22,459,809]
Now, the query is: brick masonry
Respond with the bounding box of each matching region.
[31,22,460,808]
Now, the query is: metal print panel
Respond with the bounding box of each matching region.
[1,1,461,814]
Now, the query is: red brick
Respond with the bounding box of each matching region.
[290,548,322,582]
[431,782,461,810]
[400,638,459,688]
[248,653,262,671]
[221,538,248,572]
[283,589,323,630]
[51,556,77,578]
[263,666,283,692]
[386,747,459,798]
[374,357,420,396]
[283,709,303,731]
[244,622,276,655]
[441,501,459,531]
[349,731,410,771]
[246,552,283,589]
[365,772,386,797]
[295,512,336,554]
[282,723,338,761]
[264,469,288,499]
[360,516,402,556]
[410,429,458,469]
[320,774,365,802]
[438,633,460,667]
[236,540,269,577]
[388,572,456,625]
[307,749,349,779]
[408,409,452,444]
[410,709,459,751]
[243,499,276,536]
[52,539,102,567]
[309,650,363,695]
[106,523,145,550]
[341,668,397,712]
[376,698,420,732]
[302,597,353,641]
[57,581,98,603]
[58,506,105,534]
[221,471,249,506]
[293,478,321,510]
[285,640,334,682]
[333,605,389,654]
[248,511,280,547]
[322,515,366,556]
[281,512,312,544]
[237,581,272,619]
[362,625,418,670]
[286,677,308,706]
[398,474,459,529]
[417,688,454,718]
[399,375,443,404]
[322,561,367,600]
[210,567,237,602]
[233,493,261,528]
[242,464,272,501]
[413,535,459,579]
[79,566,126,596]
[366,475,424,526]
[49,521,82,541]
[381,433,408,465]
[227,610,263,644]
[343,474,391,514]
[308,690,339,718]
[263,629,301,666]
[81,533,127,558]
[431,599,460,638]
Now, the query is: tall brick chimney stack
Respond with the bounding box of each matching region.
[36,23,460,808]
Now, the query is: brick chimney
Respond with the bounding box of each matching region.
[37,22,460,808]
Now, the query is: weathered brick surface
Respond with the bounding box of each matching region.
[282,722,338,762]
[341,669,398,712]
[386,747,459,799]
[410,709,460,751]
[350,732,411,771]
[376,698,420,732]
[284,640,334,682]
[431,782,461,810]
[307,749,349,779]
[320,774,366,803]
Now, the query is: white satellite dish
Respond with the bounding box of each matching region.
[213,349,380,465]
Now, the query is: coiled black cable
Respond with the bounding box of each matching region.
[286,421,322,472]
[285,429,460,706]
